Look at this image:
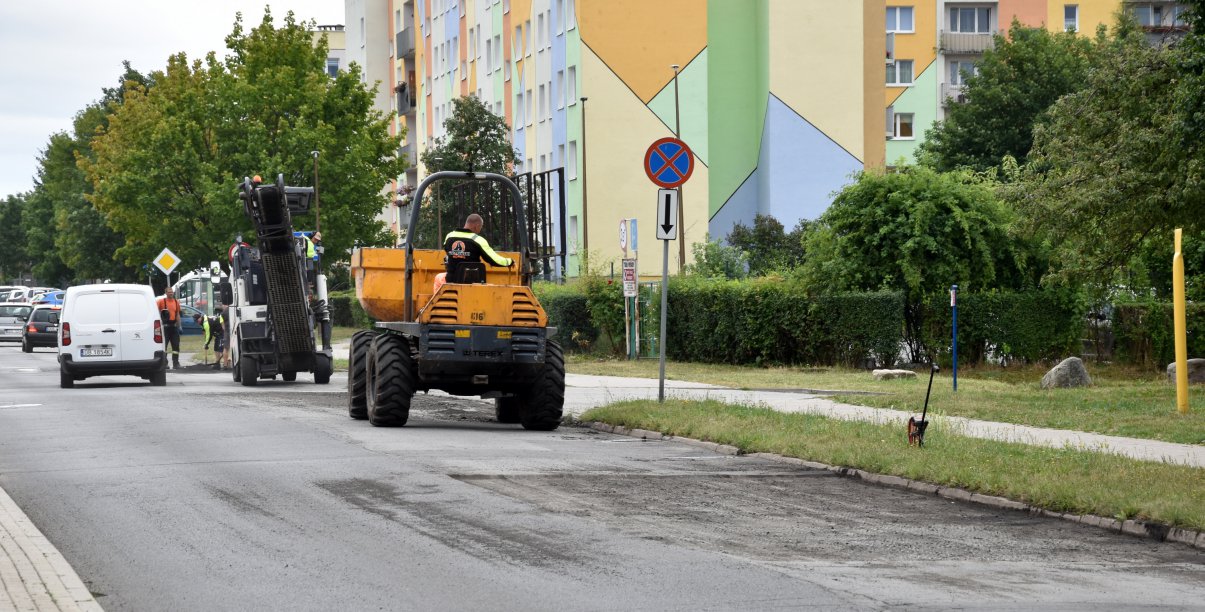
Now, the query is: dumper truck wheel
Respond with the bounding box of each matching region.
[519,340,565,431]
[314,353,332,385]
[239,357,258,387]
[347,331,372,419]
[367,334,414,427]
[495,396,521,424]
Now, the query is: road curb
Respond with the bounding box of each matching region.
[585,421,1205,551]
[0,484,103,611]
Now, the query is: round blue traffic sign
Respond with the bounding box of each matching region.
[644,137,695,189]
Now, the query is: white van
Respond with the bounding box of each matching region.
[58,284,167,388]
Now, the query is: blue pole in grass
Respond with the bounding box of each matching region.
[951,285,958,392]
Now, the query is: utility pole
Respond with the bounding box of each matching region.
[671,64,685,274]
[311,151,321,233]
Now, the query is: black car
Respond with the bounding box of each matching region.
[22,305,61,352]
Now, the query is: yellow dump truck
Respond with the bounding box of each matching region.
[348,171,564,429]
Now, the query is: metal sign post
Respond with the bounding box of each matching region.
[951,285,958,392]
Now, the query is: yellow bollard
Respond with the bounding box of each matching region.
[1172,228,1189,414]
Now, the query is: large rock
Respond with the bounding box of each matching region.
[1041,357,1092,389]
[1166,358,1205,384]
[873,369,917,381]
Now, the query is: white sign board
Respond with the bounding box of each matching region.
[619,219,628,252]
[622,258,637,298]
[655,189,678,241]
[153,248,181,275]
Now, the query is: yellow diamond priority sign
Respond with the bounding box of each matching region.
[153,248,181,275]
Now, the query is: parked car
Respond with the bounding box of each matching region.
[21,305,61,352]
[32,291,65,306]
[0,303,34,342]
[1,287,33,302]
[58,284,167,388]
[179,304,206,336]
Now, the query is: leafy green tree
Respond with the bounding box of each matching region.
[413,96,520,248]
[82,9,403,273]
[801,166,1040,359]
[917,20,1096,173]
[1007,19,1199,289]
[0,194,29,281]
[725,214,808,276]
[20,188,72,286]
[688,235,748,280]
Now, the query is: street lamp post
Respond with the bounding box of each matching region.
[311,151,321,233]
[580,96,589,257]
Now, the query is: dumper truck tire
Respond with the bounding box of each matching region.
[314,353,332,385]
[348,331,372,419]
[495,396,521,424]
[282,371,297,382]
[367,334,414,427]
[519,340,564,431]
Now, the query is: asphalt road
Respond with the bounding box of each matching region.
[1,343,1203,611]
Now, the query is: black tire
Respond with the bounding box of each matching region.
[519,340,565,431]
[281,371,297,382]
[21,339,32,353]
[314,353,332,385]
[348,331,373,419]
[495,396,522,424]
[239,357,258,387]
[367,334,415,427]
[59,368,74,389]
[150,369,167,387]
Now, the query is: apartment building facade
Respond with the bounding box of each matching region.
[344,1,1184,276]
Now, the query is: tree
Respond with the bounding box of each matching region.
[413,96,519,248]
[725,214,809,276]
[0,194,29,281]
[917,20,1096,173]
[687,235,748,280]
[1006,19,1200,289]
[82,9,403,273]
[801,166,1040,359]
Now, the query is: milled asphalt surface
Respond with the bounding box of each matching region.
[1,341,1202,610]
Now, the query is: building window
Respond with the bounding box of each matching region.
[493,35,501,71]
[557,144,565,169]
[949,59,977,84]
[568,66,577,104]
[568,140,578,179]
[537,13,545,48]
[505,59,511,81]
[526,19,533,55]
[514,25,522,55]
[557,0,565,34]
[556,70,565,109]
[887,59,914,86]
[395,9,402,31]
[538,84,546,122]
[527,89,534,126]
[567,0,576,29]
[886,6,914,33]
[569,215,579,253]
[539,154,546,171]
[894,113,915,139]
[949,6,992,33]
[326,58,339,77]
[1064,5,1078,31]
[360,17,366,48]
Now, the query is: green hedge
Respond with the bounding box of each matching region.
[1112,302,1205,368]
[532,282,597,352]
[328,291,375,328]
[665,277,903,367]
[920,289,1086,365]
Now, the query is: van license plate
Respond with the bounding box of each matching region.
[81,348,113,357]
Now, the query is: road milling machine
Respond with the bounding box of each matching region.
[348,171,564,430]
[224,174,333,386]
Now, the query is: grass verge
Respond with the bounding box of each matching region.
[581,399,1205,531]
[568,356,1205,445]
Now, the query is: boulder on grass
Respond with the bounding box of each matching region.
[873,369,917,381]
[1041,357,1092,389]
[1166,358,1205,384]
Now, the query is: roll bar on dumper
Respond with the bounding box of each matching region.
[348,171,564,430]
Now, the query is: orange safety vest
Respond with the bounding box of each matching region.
[156,296,181,324]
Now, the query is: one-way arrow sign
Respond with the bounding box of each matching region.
[656,188,678,240]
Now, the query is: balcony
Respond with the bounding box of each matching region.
[398,140,415,164]
[396,29,415,58]
[941,82,969,106]
[939,30,996,54]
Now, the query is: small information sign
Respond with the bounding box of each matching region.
[622,258,637,297]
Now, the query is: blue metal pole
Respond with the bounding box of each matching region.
[951,284,958,392]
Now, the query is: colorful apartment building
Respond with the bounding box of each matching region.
[333,0,1185,277]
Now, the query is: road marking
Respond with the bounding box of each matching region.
[0,404,42,409]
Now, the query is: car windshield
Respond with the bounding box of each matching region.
[0,305,33,318]
[31,308,58,322]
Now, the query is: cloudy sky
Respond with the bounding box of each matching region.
[0,1,345,199]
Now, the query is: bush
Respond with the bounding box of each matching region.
[920,289,1086,366]
[1113,302,1205,368]
[328,290,375,328]
[533,282,596,352]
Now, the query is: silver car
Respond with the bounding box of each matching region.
[0,303,34,342]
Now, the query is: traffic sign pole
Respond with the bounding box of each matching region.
[659,237,669,402]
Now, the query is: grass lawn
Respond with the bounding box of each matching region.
[567,356,1205,445]
[582,399,1205,531]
